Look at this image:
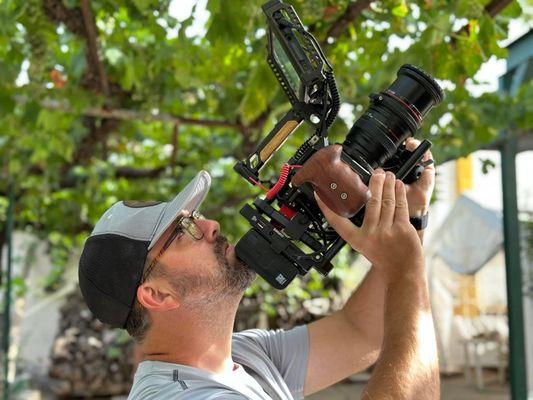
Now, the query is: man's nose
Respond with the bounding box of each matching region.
[197,219,220,243]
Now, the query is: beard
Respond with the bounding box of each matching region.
[165,235,256,307]
[213,235,256,294]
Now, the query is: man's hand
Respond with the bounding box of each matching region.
[317,169,424,280]
[404,137,435,218]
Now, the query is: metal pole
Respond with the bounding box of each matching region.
[2,183,14,400]
[500,137,528,399]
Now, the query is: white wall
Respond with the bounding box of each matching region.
[1,232,79,384]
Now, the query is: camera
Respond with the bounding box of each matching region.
[234,0,444,289]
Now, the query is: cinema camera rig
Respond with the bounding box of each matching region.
[233,0,444,289]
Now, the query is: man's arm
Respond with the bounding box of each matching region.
[362,263,438,399]
[303,170,439,398]
[304,267,385,395]
[303,231,427,396]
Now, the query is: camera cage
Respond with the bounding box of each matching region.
[234,0,339,183]
[264,0,325,105]
[233,0,345,289]
[233,0,441,289]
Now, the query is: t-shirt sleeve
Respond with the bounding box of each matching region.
[234,325,309,395]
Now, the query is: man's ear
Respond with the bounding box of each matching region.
[137,280,180,312]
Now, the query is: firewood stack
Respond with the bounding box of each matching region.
[48,289,135,398]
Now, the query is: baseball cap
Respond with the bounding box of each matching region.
[78,170,211,328]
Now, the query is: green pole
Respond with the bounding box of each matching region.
[500,137,528,399]
[2,183,14,400]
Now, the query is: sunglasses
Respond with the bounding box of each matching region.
[143,210,205,281]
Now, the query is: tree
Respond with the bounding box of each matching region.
[0,0,531,306]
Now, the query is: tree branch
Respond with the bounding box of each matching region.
[79,0,110,96]
[43,0,110,94]
[451,0,513,47]
[84,107,244,130]
[71,117,120,165]
[325,0,373,41]
[170,124,179,170]
[113,166,169,180]
[43,0,122,169]
[485,0,514,18]
[27,164,185,189]
[325,0,511,44]
[43,0,85,36]
[31,97,246,131]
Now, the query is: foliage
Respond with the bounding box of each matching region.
[0,0,531,306]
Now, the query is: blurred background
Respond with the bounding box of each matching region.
[0,0,531,398]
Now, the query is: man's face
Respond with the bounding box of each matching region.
[148,212,256,306]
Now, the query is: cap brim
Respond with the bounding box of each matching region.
[148,170,211,250]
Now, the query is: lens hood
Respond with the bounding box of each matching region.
[399,64,444,105]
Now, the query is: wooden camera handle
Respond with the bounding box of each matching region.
[291,144,370,218]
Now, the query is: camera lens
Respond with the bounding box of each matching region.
[342,64,444,169]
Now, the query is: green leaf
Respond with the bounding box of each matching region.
[0,90,15,116]
[121,61,136,90]
[455,0,484,18]
[238,62,278,124]
[392,0,408,18]
[105,47,124,66]
[206,0,256,43]
[70,51,87,79]
[468,19,479,43]
[132,0,151,13]
[500,1,522,19]
[22,101,41,125]
[207,0,221,14]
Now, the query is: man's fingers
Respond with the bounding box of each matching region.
[394,180,410,224]
[422,148,434,163]
[363,169,386,229]
[405,137,420,151]
[417,150,436,189]
[406,138,434,168]
[405,138,435,188]
[380,172,396,226]
[314,193,362,245]
[421,148,435,173]
[418,163,435,188]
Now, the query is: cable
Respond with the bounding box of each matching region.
[266,164,302,201]
[325,70,340,129]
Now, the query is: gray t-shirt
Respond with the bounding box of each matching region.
[128,325,309,399]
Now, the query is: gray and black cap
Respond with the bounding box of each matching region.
[79,171,211,328]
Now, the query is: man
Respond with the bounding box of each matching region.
[79,139,439,399]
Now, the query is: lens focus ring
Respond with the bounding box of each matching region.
[399,64,444,104]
